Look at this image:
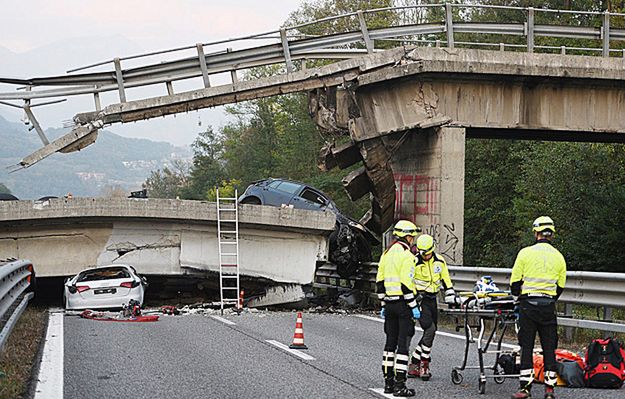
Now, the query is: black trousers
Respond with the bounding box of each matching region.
[518,298,558,371]
[384,301,415,356]
[417,296,438,349]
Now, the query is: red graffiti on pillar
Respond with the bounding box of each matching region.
[394,173,439,223]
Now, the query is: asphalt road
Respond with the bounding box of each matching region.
[59,309,620,399]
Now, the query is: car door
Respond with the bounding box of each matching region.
[290,186,328,211]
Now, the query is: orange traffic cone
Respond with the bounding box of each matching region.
[289,312,308,349]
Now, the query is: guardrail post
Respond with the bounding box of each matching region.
[113,57,126,103]
[93,89,101,111]
[226,48,239,84]
[196,43,211,88]
[526,7,535,53]
[563,303,574,341]
[499,43,505,52]
[280,28,294,73]
[561,46,566,55]
[166,81,174,96]
[357,10,374,54]
[603,306,613,338]
[445,3,454,49]
[603,11,610,57]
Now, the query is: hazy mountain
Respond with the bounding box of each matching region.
[0,114,191,199]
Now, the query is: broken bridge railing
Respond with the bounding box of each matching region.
[3,3,625,168]
[315,262,625,334]
[0,259,35,351]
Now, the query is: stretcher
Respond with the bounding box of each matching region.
[440,291,519,394]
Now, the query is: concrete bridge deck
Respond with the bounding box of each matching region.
[0,198,335,282]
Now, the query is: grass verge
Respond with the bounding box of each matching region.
[0,306,48,399]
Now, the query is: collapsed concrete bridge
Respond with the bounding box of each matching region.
[6,4,625,264]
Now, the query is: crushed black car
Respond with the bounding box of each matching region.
[238,178,379,277]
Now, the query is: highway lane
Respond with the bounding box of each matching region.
[55,310,618,399]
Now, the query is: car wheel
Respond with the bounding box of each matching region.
[240,197,261,205]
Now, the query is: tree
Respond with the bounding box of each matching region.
[144,160,190,199]
[183,128,227,200]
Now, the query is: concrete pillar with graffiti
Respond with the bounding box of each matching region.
[391,126,465,265]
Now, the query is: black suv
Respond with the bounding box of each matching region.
[239,178,379,277]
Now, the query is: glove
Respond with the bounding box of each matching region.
[411,307,421,320]
[444,288,457,304]
[380,308,385,319]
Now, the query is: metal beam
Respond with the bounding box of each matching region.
[23,105,49,145]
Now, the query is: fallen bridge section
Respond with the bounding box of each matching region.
[0,198,335,284]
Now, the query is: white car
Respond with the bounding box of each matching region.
[63,264,147,310]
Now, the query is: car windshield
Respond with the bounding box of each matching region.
[276,181,301,194]
[77,267,131,282]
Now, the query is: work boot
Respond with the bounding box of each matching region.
[511,388,531,399]
[419,360,431,381]
[383,378,395,394]
[407,361,420,378]
[392,381,415,397]
[544,386,555,399]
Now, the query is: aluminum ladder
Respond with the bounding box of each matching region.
[216,188,240,315]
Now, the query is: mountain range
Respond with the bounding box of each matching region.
[0,114,191,199]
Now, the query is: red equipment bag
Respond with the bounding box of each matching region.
[584,337,625,389]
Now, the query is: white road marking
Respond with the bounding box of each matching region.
[369,388,395,398]
[34,309,64,399]
[266,339,316,360]
[354,314,519,350]
[210,315,236,325]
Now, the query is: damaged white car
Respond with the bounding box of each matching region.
[63,264,147,310]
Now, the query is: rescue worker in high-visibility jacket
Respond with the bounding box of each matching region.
[407,234,458,381]
[376,220,421,397]
[510,216,566,399]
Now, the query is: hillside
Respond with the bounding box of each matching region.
[0,115,191,199]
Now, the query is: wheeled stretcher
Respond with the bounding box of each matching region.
[440,291,520,394]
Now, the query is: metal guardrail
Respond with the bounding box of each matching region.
[315,262,625,333]
[2,2,625,107]
[0,259,35,351]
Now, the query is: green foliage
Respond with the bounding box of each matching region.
[206,179,242,202]
[143,160,190,199]
[0,183,11,195]
[465,139,625,273]
[183,128,227,200]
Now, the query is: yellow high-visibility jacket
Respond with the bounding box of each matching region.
[376,241,417,307]
[511,241,566,297]
[413,252,453,294]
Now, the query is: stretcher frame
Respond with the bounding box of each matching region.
[440,293,520,394]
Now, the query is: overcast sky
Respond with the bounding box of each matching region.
[0,0,304,146]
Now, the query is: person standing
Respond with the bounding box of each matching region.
[510,216,567,399]
[407,233,458,381]
[376,220,421,397]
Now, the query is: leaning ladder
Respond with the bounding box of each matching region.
[216,188,240,315]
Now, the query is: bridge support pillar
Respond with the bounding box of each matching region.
[391,126,465,265]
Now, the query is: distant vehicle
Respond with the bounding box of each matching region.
[239,178,379,277]
[63,264,147,310]
[0,193,19,201]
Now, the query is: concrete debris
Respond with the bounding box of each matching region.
[246,284,306,308]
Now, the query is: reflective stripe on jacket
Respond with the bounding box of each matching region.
[511,242,566,297]
[413,252,453,294]
[376,241,416,297]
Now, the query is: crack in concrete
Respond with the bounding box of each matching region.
[107,236,180,261]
